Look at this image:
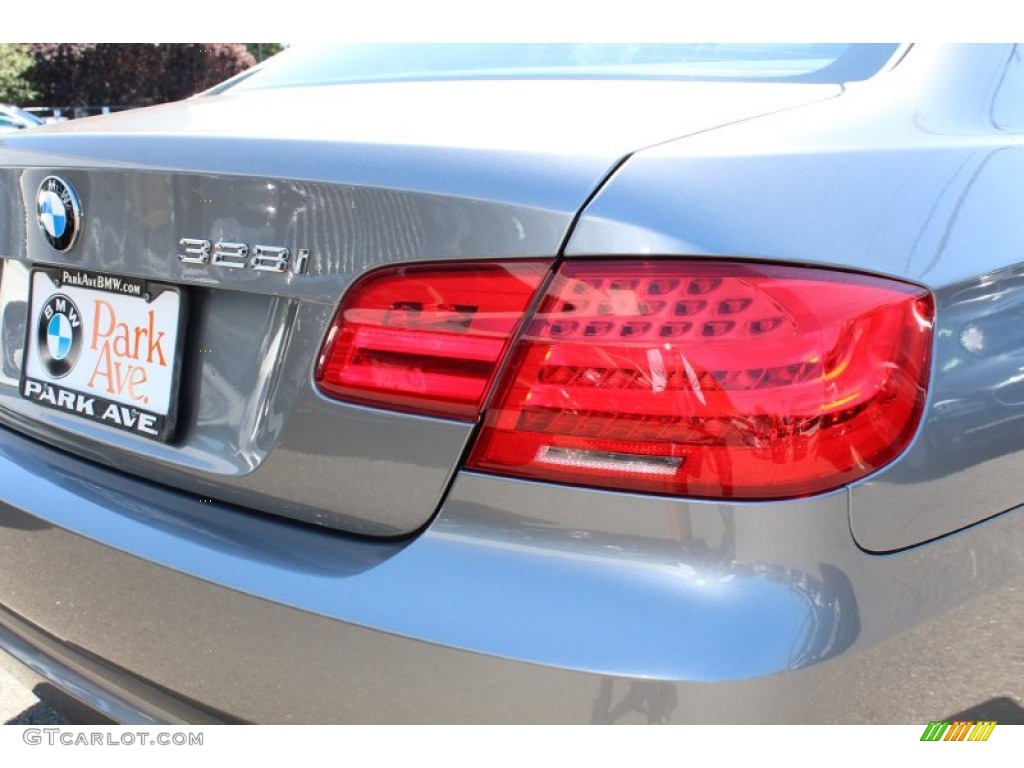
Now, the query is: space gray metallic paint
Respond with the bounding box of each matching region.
[567,44,1024,551]
[1,44,1023,723]
[0,81,841,535]
[1,424,1022,722]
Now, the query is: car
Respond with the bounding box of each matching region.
[1,43,1023,725]
[0,104,44,133]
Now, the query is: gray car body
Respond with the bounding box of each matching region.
[0,43,1022,723]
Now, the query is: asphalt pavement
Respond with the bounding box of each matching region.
[0,654,66,724]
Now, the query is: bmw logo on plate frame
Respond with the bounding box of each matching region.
[36,175,83,252]
[35,293,83,378]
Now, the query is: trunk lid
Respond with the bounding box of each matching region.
[0,79,839,535]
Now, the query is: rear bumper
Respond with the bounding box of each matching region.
[2,424,1023,724]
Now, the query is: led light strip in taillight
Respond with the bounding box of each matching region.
[317,258,934,499]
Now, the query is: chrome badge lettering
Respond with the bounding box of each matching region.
[178,238,309,275]
[178,238,211,265]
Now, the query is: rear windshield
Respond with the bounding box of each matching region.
[213,44,901,93]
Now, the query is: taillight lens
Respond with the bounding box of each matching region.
[316,261,551,419]
[467,260,933,499]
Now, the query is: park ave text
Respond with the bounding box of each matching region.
[22,297,170,436]
[87,298,168,402]
[22,379,160,435]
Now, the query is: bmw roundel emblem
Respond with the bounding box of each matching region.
[36,294,83,378]
[36,176,83,252]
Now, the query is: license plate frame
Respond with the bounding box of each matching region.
[19,266,187,442]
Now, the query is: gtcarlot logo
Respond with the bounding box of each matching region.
[22,728,203,747]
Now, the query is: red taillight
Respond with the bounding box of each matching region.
[466,260,934,499]
[316,261,551,419]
